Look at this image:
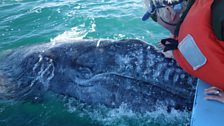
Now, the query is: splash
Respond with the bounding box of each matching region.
[64,97,191,126]
[50,18,96,44]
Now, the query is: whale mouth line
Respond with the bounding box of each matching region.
[76,72,176,94]
[75,72,139,87]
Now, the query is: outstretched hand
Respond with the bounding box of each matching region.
[204,86,224,103]
[157,42,174,58]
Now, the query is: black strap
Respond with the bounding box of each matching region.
[160,38,178,52]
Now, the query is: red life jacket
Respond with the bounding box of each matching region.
[173,0,224,89]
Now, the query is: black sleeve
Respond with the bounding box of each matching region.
[211,0,224,41]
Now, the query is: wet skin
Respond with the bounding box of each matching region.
[0,39,197,112]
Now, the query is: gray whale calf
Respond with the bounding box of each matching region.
[0,39,197,112]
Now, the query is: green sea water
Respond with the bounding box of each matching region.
[0,0,190,126]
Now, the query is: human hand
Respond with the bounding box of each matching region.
[204,86,224,103]
[157,42,174,58]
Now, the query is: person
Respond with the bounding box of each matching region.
[142,0,224,103]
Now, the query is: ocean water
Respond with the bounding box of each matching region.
[0,0,190,126]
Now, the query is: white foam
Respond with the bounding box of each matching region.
[64,98,191,126]
[50,26,87,43]
[50,18,96,44]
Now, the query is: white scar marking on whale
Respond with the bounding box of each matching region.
[96,39,101,47]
